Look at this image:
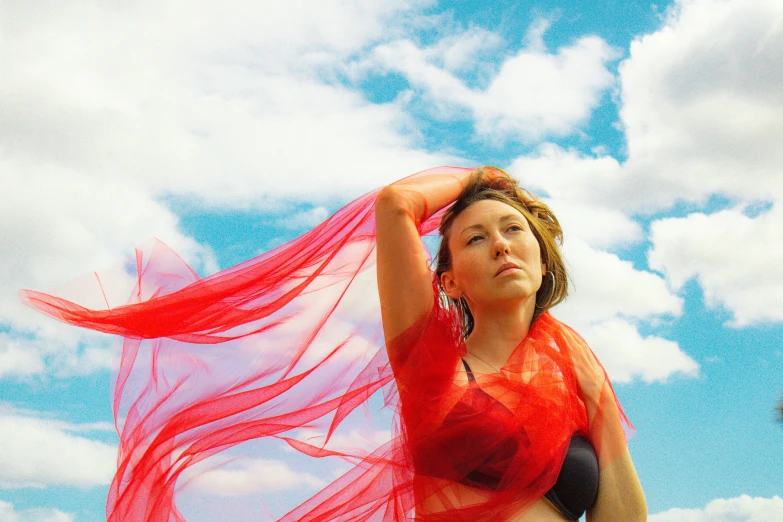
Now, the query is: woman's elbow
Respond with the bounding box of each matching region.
[375,186,415,221]
[376,185,405,209]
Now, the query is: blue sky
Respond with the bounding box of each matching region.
[1,0,782,520]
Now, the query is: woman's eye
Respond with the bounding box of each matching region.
[467,235,483,245]
[507,224,523,232]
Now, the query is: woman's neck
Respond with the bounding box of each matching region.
[465,296,537,369]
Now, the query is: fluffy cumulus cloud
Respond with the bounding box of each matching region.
[549,239,697,383]
[188,458,325,496]
[632,0,783,328]
[365,19,618,142]
[576,318,698,383]
[0,501,74,522]
[620,0,783,207]
[0,0,450,205]
[649,205,783,325]
[508,144,632,218]
[513,0,783,211]
[0,409,116,488]
[557,240,682,322]
[0,0,456,377]
[290,428,392,454]
[0,331,112,379]
[507,0,783,331]
[649,495,783,522]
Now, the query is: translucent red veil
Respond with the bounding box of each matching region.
[20,167,631,521]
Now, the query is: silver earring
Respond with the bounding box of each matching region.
[535,272,556,309]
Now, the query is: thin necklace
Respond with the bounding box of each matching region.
[466,350,503,373]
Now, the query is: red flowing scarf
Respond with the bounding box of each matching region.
[20,167,631,521]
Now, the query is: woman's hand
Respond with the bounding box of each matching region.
[560,327,606,407]
[479,167,543,219]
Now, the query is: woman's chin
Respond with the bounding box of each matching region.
[476,289,538,310]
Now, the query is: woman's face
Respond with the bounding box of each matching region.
[441,199,546,310]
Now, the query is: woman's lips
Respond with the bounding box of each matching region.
[495,263,520,276]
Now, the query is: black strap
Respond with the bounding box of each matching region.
[461,358,475,382]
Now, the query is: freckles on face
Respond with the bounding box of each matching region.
[446,199,544,305]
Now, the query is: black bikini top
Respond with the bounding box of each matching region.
[412,359,599,521]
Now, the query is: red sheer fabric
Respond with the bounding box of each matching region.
[20,167,632,521]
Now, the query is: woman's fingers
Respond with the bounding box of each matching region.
[562,328,605,402]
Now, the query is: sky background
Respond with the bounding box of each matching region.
[1,0,783,520]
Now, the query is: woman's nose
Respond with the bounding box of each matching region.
[493,235,510,257]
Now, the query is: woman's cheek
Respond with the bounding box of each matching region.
[457,261,486,300]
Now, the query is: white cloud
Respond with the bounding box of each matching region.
[506,0,783,330]
[649,204,783,325]
[0,501,74,522]
[0,330,114,380]
[431,27,503,73]
[0,151,214,378]
[277,207,331,230]
[188,458,325,496]
[577,318,699,383]
[0,338,45,378]
[549,239,696,384]
[507,144,631,215]
[558,240,683,323]
[0,0,457,378]
[290,428,392,454]
[0,410,116,488]
[0,155,215,318]
[366,20,618,142]
[619,0,783,208]
[649,494,783,522]
[0,0,450,206]
[545,198,643,250]
[508,0,783,211]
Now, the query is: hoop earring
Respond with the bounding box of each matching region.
[535,272,556,309]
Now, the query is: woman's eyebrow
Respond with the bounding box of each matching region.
[460,223,485,235]
[459,214,522,236]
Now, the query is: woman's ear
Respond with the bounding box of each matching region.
[440,271,461,300]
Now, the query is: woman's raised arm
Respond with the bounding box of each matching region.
[375,169,476,368]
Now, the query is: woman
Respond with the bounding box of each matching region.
[21,166,645,521]
[375,166,646,520]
